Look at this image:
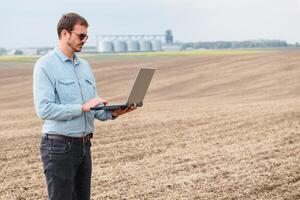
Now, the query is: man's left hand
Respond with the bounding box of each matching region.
[111,104,137,117]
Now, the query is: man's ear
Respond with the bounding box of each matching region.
[61,30,69,39]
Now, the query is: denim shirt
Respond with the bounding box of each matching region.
[33,47,113,137]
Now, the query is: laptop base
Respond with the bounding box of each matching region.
[90,104,128,111]
[91,102,143,111]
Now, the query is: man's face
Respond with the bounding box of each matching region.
[66,24,88,52]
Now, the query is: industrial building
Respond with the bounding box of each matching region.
[97,30,175,53]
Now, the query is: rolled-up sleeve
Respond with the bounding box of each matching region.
[33,62,82,121]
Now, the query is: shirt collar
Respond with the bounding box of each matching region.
[54,47,81,65]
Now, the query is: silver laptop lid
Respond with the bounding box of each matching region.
[125,67,155,106]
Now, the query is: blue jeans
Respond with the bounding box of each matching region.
[40,136,92,200]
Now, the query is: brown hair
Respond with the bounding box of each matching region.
[57,13,89,38]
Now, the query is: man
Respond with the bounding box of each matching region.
[33,13,136,200]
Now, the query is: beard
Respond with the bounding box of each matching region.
[67,38,84,52]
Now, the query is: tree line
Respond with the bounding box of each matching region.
[181,40,299,49]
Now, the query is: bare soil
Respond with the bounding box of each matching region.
[0,51,299,199]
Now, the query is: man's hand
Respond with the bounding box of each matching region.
[82,98,108,112]
[111,104,137,117]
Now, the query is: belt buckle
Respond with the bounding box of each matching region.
[82,135,89,143]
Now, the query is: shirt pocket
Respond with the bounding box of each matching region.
[56,79,78,103]
[83,78,96,101]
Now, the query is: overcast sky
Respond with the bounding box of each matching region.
[1,0,300,48]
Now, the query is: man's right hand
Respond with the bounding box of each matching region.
[81,98,108,112]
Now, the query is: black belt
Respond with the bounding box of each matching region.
[45,133,93,143]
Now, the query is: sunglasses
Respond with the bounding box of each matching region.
[70,31,89,41]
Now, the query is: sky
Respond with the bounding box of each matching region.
[1,0,300,48]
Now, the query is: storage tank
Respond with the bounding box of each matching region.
[165,30,173,44]
[151,40,162,51]
[113,40,127,52]
[98,40,114,53]
[139,40,152,52]
[127,40,140,52]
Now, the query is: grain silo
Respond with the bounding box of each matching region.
[98,40,114,53]
[97,30,171,53]
[113,40,127,52]
[127,40,140,52]
[139,40,152,52]
[151,40,162,51]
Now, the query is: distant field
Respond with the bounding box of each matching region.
[0,50,299,200]
[0,55,40,63]
[0,49,274,63]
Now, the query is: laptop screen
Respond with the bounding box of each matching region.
[125,68,155,106]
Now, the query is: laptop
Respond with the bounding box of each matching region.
[90,67,155,111]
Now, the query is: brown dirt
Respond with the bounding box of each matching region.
[0,51,300,199]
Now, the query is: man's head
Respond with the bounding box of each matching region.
[57,13,89,52]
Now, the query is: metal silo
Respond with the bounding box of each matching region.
[113,40,127,52]
[101,41,114,53]
[139,40,152,52]
[151,40,162,51]
[127,40,140,52]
